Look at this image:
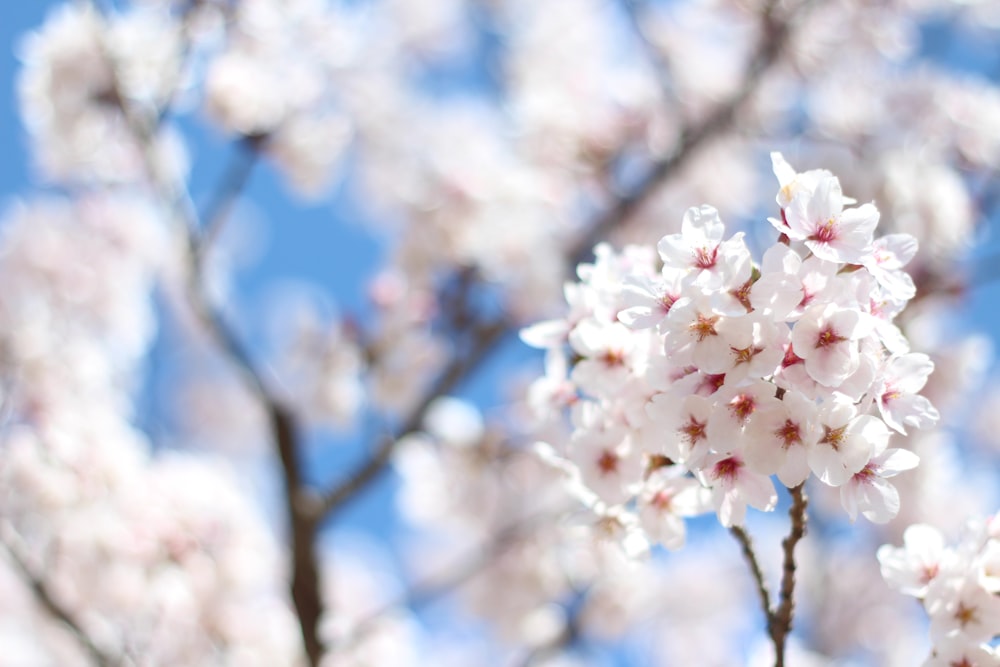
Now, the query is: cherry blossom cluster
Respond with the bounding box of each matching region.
[0,195,301,665]
[523,153,939,548]
[878,519,1000,666]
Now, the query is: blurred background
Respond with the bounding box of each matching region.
[2,0,1000,665]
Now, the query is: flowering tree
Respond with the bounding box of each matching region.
[1,0,1000,665]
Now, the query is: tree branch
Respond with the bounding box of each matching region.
[730,484,809,667]
[730,524,773,626]
[87,7,324,664]
[771,483,808,667]
[317,318,509,519]
[516,611,578,667]
[619,0,677,107]
[0,531,121,667]
[196,134,265,255]
[569,0,813,266]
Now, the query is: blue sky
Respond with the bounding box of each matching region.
[0,4,50,198]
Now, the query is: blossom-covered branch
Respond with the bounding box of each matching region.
[1,531,122,667]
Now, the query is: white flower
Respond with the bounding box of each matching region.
[785,253,839,320]
[698,451,777,528]
[808,394,883,487]
[646,392,714,466]
[617,271,684,332]
[840,442,918,523]
[743,389,820,488]
[875,353,940,434]
[927,579,1000,644]
[923,637,1000,667]
[520,282,595,349]
[637,468,712,550]
[877,523,948,598]
[770,152,836,209]
[657,205,752,291]
[527,349,579,422]
[719,313,787,385]
[790,303,875,388]
[749,244,806,321]
[706,380,782,452]
[861,233,919,302]
[569,427,643,506]
[784,175,878,264]
[663,294,745,375]
[568,319,635,396]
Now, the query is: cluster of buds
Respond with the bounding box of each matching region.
[879,520,1000,665]
[523,153,939,550]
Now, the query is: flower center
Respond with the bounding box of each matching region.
[881,388,900,407]
[775,419,802,448]
[651,490,674,510]
[819,425,846,451]
[810,218,838,244]
[698,373,727,394]
[601,348,626,366]
[852,462,880,484]
[729,394,756,422]
[954,602,979,629]
[713,456,742,482]
[815,325,847,349]
[732,345,762,366]
[659,292,677,314]
[694,245,718,269]
[781,344,804,368]
[680,416,708,445]
[730,278,754,312]
[597,450,619,475]
[690,314,720,342]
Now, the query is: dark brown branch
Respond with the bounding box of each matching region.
[196,134,265,254]
[1,533,121,667]
[87,8,324,664]
[771,483,808,667]
[517,615,577,667]
[317,318,509,519]
[569,0,811,266]
[729,524,773,625]
[172,166,328,667]
[272,407,324,666]
[730,483,809,667]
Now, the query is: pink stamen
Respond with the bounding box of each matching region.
[810,218,838,244]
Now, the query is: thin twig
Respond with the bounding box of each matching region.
[86,6,324,664]
[730,483,809,667]
[619,0,677,107]
[196,134,265,254]
[729,524,773,625]
[0,531,121,667]
[568,0,812,266]
[317,318,509,519]
[517,612,578,667]
[771,483,808,667]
